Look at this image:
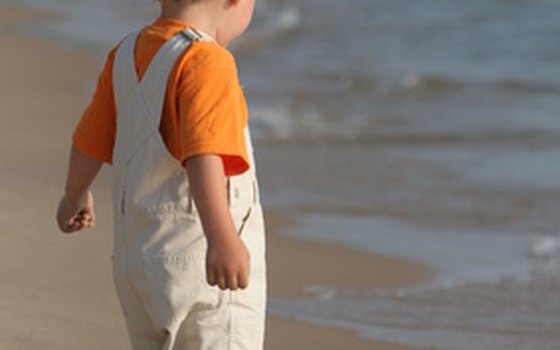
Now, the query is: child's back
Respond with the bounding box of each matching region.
[56,1,266,349]
[74,17,252,177]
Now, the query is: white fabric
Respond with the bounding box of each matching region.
[111,29,267,350]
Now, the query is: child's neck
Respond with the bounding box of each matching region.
[160,3,220,42]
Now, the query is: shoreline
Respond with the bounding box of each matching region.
[0,5,434,350]
[263,209,434,299]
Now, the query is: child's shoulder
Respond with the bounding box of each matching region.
[184,40,237,73]
[176,41,239,88]
[104,29,237,72]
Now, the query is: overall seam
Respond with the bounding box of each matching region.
[227,290,233,350]
[117,198,158,336]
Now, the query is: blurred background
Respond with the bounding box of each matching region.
[1,0,560,348]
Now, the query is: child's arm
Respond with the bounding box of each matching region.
[185,154,250,291]
[56,145,103,233]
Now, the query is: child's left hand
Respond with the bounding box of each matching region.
[56,191,96,233]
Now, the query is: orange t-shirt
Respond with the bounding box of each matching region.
[72,17,250,176]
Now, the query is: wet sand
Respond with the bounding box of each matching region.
[0,6,433,349]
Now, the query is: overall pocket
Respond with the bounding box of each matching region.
[227,176,256,238]
[141,252,207,328]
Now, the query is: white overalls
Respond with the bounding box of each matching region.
[110,28,267,350]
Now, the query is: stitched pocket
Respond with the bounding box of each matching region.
[234,205,253,238]
[142,252,207,328]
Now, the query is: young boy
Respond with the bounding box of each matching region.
[55,0,266,349]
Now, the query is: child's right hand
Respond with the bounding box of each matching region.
[206,233,250,291]
[56,191,96,233]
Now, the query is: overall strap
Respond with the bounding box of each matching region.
[138,28,201,129]
[113,28,202,130]
[113,30,141,112]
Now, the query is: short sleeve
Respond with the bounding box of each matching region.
[72,48,117,164]
[177,46,250,176]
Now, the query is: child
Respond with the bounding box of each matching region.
[55,0,267,349]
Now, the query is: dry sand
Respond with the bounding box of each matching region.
[0,6,434,349]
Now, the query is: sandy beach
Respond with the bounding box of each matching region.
[0,6,434,349]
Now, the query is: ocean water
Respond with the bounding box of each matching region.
[3,0,560,348]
